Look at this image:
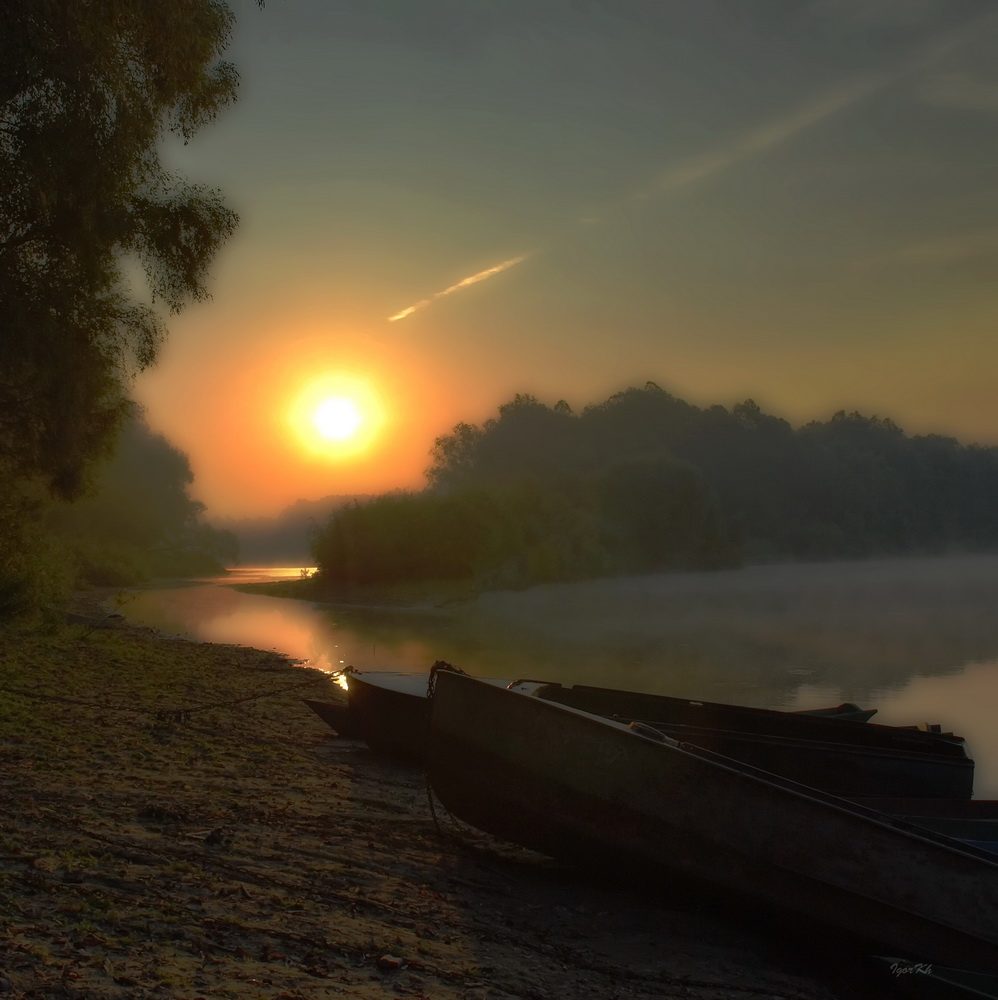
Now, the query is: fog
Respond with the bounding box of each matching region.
[123,552,998,794]
[456,554,998,704]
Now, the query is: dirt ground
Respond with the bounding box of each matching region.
[0,596,885,1000]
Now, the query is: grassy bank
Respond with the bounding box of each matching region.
[0,602,852,1000]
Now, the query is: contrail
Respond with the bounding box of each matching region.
[637,7,998,200]
[387,7,998,322]
[388,254,530,322]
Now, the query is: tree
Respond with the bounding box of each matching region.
[47,412,240,584]
[0,0,252,499]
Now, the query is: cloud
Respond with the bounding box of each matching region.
[387,254,531,322]
[640,7,998,197]
[639,73,890,199]
[386,6,998,323]
[919,72,998,112]
[387,300,430,323]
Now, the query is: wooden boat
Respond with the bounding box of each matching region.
[426,670,998,970]
[530,691,971,798]
[302,698,363,739]
[341,670,437,760]
[528,682,971,798]
[529,682,889,733]
[322,668,972,797]
[309,669,520,760]
[306,669,877,758]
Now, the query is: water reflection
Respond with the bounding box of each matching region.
[122,555,998,795]
[126,582,339,671]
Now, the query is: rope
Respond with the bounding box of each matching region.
[0,672,330,722]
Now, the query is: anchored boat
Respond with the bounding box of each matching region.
[426,669,997,970]
[305,667,973,798]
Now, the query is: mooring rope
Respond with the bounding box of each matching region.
[0,671,330,722]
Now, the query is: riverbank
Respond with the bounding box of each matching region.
[1,597,868,1000]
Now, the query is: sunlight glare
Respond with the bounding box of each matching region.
[314,396,362,441]
[289,372,384,459]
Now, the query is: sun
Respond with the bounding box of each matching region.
[289,373,384,458]
[313,396,363,441]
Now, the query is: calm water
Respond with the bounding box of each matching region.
[121,555,998,796]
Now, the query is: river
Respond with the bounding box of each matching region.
[120,554,998,796]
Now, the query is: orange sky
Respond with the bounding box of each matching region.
[133,0,998,519]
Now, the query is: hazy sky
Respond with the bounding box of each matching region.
[135,0,998,517]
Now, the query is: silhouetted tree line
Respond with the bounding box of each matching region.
[47,415,239,587]
[0,412,238,619]
[218,494,374,567]
[312,384,998,590]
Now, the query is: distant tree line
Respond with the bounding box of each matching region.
[47,415,238,586]
[311,383,998,592]
[1,412,238,619]
[218,494,373,567]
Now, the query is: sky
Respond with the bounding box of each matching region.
[134,0,998,518]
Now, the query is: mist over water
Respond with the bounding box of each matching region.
[123,554,998,795]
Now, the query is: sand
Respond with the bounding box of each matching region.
[0,596,872,1000]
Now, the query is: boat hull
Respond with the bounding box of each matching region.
[573,721,972,798]
[346,671,431,761]
[534,683,964,755]
[428,671,998,969]
[332,671,973,799]
[303,698,363,738]
[528,682,973,798]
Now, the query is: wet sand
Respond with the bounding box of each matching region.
[0,596,874,999]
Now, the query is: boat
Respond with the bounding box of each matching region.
[302,698,363,739]
[339,669,438,760]
[304,669,877,757]
[527,682,971,798]
[426,669,998,970]
[529,682,886,732]
[307,668,973,798]
[305,669,518,760]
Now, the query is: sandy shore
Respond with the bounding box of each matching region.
[0,596,877,999]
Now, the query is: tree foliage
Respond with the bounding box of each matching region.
[47,413,239,586]
[312,481,611,591]
[0,0,247,499]
[426,386,998,566]
[1,413,237,619]
[315,384,998,595]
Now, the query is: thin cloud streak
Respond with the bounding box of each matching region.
[387,7,998,323]
[642,8,998,199]
[630,73,888,202]
[387,254,530,321]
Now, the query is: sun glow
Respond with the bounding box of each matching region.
[313,396,362,441]
[290,373,384,458]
